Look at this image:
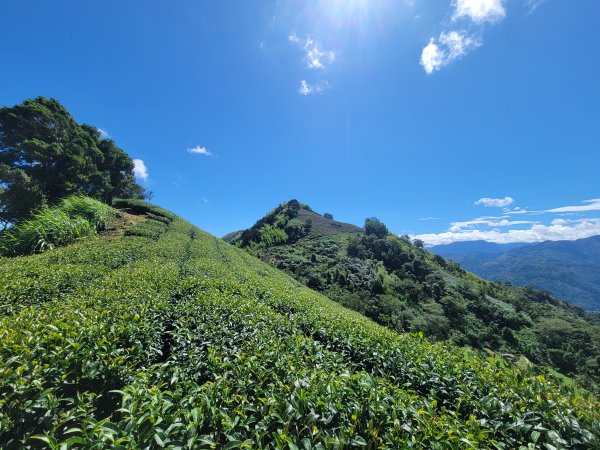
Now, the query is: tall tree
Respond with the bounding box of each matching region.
[0,97,148,224]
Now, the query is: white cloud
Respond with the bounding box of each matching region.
[97,128,110,139]
[475,196,514,207]
[414,218,600,245]
[420,39,445,74]
[420,31,480,74]
[289,34,335,70]
[298,80,330,96]
[413,197,600,245]
[504,207,535,215]
[188,146,213,157]
[526,0,546,14]
[546,199,600,214]
[449,217,537,232]
[132,159,149,182]
[453,0,506,24]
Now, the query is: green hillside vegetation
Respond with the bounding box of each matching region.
[229,201,600,394]
[1,199,599,448]
[225,200,362,248]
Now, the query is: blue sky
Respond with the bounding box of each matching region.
[1,0,599,243]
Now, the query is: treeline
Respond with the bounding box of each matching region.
[0,97,148,227]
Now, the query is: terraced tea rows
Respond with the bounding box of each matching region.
[1,202,598,448]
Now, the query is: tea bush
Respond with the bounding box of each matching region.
[0,201,598,448]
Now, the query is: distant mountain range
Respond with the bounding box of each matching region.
[430,237,600,311]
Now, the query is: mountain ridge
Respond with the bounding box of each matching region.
[432,235,600,311]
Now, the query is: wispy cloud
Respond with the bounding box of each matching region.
[449,217,538,232]
[188,146,214,157]
[475,196,514,207]
[289,34,334,95]
[298,80,330,96]
[132,159,149,182]
[504,207,535,215]
[421,30,481,74]
[452,0,506,24]
[289,34,335,70]
[97,128,110,139]
[546,199,600,213]
[526,0,547,14]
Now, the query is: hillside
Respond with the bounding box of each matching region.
[2,199,599,447]
[432,236,600,311]
[228,201,600,393]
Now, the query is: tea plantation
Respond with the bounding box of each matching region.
[1,201,599,448]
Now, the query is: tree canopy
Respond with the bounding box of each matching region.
[0,97,148,225]
[364,217,389,238]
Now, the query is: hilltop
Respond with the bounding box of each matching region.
[227,200,600,393]
[432,236,600,311]
[1,199,599,447]
[223,200,362,245]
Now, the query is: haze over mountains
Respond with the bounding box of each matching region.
[431,236,600,311]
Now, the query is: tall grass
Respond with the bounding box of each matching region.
[60,195,115,230]
[0,196,114,256]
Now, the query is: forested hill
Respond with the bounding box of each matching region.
[227,200,600,393]
[1,199,599,448]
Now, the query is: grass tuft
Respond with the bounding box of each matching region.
[0,196,114,256]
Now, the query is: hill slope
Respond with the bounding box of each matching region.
[228,201,600,393]
[1,200,599,448]
[432,236,600,311]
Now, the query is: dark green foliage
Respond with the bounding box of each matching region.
[232,209,600,393]
[237,199,312,248]
[323,212,333,220]
[364,217,388,238]
[0,97,148,225]
[1,203,599,448]
[0,196,114,256]
[233,201,362,250]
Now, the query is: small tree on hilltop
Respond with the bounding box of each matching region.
[365,217,388,238]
